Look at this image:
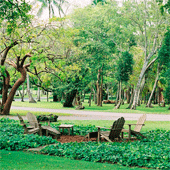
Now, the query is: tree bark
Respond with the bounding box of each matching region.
[126,86,130,104]
[89,90,92,107]
[115,81,122,109]
[18,83,25,102]
[127,86,134,109]
[2,68,27,115]
[96,69,101,106]
[2,70,10,106]
[146,64,160,107]
[63,90,77,107]
[27,73,36,103]
[131,61,148,109]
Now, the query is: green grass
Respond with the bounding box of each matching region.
[0,150,145,170]
[11,100,170,114]
[56,120,170,132]
[9,110,71,116]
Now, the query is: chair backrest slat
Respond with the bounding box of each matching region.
[109,117,125,140]
[27,112,39,128]
[134,114,146,132]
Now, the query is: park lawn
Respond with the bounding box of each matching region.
[9,110,71,116]
[1,150,143,170]
[56,120,170,132]
[11,100,170,114]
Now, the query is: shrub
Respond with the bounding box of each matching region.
[41,129,170,169]
[0,118,57,150]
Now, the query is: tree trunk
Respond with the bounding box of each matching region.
[47,91,49,102]
[131,61,148,109]
[127,86,134,109]
[27,73,36,103]
[115,81,122,109]
[63,90,77,107]
[146,64,160,107]
[37,80,40,102]
[115,84,119,106]
[126,86,130,104]
[100,73,103,106]
[19,84,25,102]
[2,68,27,115]
[89,90,92,107]
[96,69,101,106]
[2,70,10,106]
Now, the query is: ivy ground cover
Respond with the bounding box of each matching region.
[0,118,57,150]
[40,130,170,169]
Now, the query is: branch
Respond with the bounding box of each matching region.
[20,53,31,67]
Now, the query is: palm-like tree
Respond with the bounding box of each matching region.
[33,0,67,19]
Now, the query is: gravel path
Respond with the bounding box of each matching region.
[2,106,169,121]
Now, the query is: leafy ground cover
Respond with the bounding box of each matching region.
[0,118,57,151]
[11,100,170,114]
[1,150,143,170]
[41,130,170,169]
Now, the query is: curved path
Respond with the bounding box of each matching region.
[8,106,170,121]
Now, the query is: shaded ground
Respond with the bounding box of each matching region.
[56,135,138,143]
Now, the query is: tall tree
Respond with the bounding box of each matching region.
[122,0,170,109]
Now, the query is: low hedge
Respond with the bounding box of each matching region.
[0,118,57,150]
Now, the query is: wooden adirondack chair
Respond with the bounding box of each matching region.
[97,117,125,142]
[84,117,125,142]
[26,112,60,139]
[121,114,146,139]
[17,114,40,135]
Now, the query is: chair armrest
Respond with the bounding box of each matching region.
[126,124,145,126]
[96,126,111,130]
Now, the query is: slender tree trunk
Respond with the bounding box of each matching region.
[127,86,130,104]
[2,70,10,106]
[107,84,109,100]
[27,73,36,103]
[89,89,92,107]
[115,81,122,109]
[127,86,134,109]
[115,84,119,106]
[131,61,148,109]
[100,73,103,106]
[146,64,160,107]
[37,80,40,102]
[96,69,101,106]
[47,91,49,102]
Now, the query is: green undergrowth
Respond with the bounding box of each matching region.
[41,130,170,169]
[0,118,57,151]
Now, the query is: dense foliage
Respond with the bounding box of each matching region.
[0,118,57,150]
[41,129,170,169]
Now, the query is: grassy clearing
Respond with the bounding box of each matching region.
[1,150,143,170]
[11,100,170,114]
[9,109,71,116]
[56,120,170,132]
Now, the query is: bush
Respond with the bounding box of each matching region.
[0,118,57,151]
[41,129,170,169]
